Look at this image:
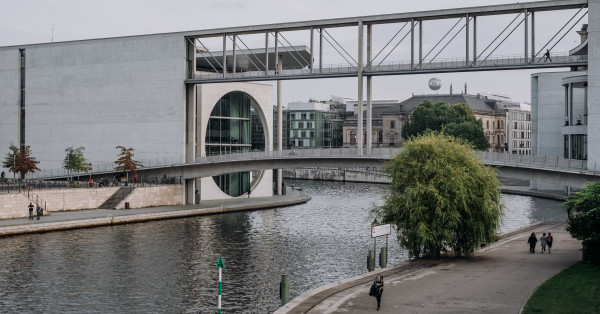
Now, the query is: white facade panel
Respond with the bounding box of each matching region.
[0,34,186,172]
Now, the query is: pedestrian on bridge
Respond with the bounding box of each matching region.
[544,49,552,62]
[547,232,554,253]
[527,232,538,254]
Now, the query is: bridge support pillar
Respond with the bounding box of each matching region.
[185,179,196,205]
[589,0,600,170]
[277,56,283,195]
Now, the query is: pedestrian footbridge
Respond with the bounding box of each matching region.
[31,148,598,189]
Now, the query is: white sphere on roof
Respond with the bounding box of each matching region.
[428,78,442,91]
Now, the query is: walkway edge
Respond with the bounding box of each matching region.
[273,221,555,314]
[0,195,310,237]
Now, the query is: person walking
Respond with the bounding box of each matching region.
[35,204,41,220]
[372,275,385,310]
[546,232,554,253]
[540,232,547,253]
[544,49,552,62]
[527,232,537,254]
[28,203,34,220]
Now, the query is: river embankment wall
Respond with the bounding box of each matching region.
[0,185,183,219]
[283,168,391,184]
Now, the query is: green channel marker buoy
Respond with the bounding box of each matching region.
[216,256,225,314]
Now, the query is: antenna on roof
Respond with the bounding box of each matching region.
[51,24,54,43]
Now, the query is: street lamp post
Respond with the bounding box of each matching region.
[65,146,73,183]
[9,143,18,184]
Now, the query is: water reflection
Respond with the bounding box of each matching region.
[0,180,566,313]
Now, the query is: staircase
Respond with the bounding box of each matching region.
[22,190,49,214]
[99,187,135,209]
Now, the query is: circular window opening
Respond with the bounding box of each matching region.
[205,91,266,196]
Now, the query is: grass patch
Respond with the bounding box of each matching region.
[522,261,600,314]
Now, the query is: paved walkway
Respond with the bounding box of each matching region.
[0,190,310,237]
[276,221,581,314]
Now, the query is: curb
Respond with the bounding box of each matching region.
[0,195,310,237]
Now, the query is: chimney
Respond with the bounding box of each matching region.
[450,83,453,95]
[464,82,467,94]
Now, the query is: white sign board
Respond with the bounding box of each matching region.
[371,224,391,238]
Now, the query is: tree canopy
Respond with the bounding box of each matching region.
[114,146,143,175]
[401,100,489,150]
[63,146,92,174]
[372,133,503,259]
[564,182,600,264]
[2,146,41,179]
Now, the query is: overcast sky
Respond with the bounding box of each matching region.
[1,0,588,105]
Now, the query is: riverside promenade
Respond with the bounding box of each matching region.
[0,190,310,237]
[276,221,581,313]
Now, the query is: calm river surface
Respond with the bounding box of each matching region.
[0,180,566,313]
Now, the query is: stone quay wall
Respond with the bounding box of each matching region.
[283,168,391,184]
[0,185,183,219]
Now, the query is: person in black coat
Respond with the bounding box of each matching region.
[527,232,538,254]
[369,275,385,310]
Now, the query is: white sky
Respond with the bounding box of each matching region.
[0,0,588,105]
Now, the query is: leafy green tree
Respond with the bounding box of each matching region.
[63,147,92,177]
[2,146,41,179]
[564,182,600,264]
[443,121,489,151]
[401,100,489,150]
[114,146,143,177]
[372,133,503,259]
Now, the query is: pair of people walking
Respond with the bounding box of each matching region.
[527,232,554,253]
[369,275,385,310]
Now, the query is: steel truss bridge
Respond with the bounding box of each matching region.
[184,0,588,84]
[181,0,589,158]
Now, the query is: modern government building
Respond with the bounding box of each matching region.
[0,32,278,202]
[0,23,591,200]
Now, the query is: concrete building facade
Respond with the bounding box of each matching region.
[0,34,275,203]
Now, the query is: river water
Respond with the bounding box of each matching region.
[0,180,566,313]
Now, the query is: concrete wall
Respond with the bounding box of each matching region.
[0,193,35,219]
[116,184,183,209]
[0,49,19,162]
[283,168,390,184]
[531,71,586,191]
[34,187,119,211]
[531,71,575,158]
[0,187,118,219]
[0,185,183,219]
[589,0,600,170]
[0,34,187,174]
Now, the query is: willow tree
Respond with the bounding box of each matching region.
[373,133,503,259]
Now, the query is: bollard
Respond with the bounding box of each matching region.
[367,249,375,272]
[280,274,290,306]
[379,247,387,268]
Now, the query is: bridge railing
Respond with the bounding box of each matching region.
[193,52,586,81]
[480,152,589,173]
[26,148,594,180]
